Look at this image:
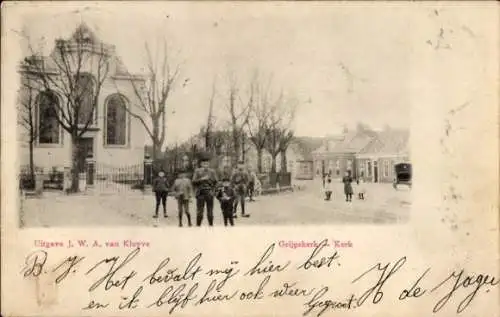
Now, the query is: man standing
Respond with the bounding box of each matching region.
[192,153,218,226]
[231,161,250,218]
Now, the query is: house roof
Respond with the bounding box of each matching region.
[290,136,324,160]
[329,130,377,153]
[359,129,409,155]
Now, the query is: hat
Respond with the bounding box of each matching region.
[198,152,211,162]
[158,171,165,177]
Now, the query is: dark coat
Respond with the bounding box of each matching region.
[342,176,353,195]
[152,176,169,192]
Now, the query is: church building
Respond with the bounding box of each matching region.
[17,23,146,174]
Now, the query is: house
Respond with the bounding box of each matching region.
[356,129,410,183]
[289,136,324,180]
[311,126,410,183]
[312,128,376,179]
[17,23,146,174]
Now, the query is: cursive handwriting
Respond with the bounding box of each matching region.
[119,286,143,310]
[352,256,407,306]
[269,281,316,298]
[85,247,140,292]
[82,299,109,310]
[303,287,357,316]
[18,244,499,315]
[431,269,499,313]
[196,279,238,305]
[147,282,199,314]
[244,243,290,276]
[143,253,203,285]
[297,239,340,270]
[52,255,86,284]
[22,250,47,278]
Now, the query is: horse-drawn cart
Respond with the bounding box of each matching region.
[393,163,412,189]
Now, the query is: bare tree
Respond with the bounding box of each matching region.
[245,71,274,173]
[278,96,297,173]
[224,72,252,166]
[17,74,40,186]
[117,38,182,160]
[264,91,296,174]
[20,25,111,192]
[204,78,217,153]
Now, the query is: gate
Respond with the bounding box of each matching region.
[94,163,144,194]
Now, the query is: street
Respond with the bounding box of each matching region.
[20,181,411,227]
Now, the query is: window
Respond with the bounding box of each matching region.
[75,73,95,125]
[38,91,60,144]
[384,160,390,177]
[105,94,127,146]
[347,159,352,170]
[366,161,372,177]
[335,160,340,176]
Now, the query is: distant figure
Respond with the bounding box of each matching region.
[216,178,236,226]
[192,154,218,226]
[342,171,353,202]
[231,161,250,218]
[357,178,366,200]
[324,178,333,201]
[247,168,257,202]
[173,171,193,227]
[152,171,169,218]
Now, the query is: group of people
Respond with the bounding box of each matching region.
[323,171,366,202]
[151,155,258,227]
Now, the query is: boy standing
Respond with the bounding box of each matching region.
[231,161,250,218]
[173,171,193,227]
[152,171,169,218]
[216,178,236,226]
[192,154,218,226]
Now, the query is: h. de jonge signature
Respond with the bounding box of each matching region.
[20,239,498,315]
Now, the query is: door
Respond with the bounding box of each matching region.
[373,161,378,183]
[77,138,94,173]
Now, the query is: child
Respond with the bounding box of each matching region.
[342,171,353,202]
[152,171,169,218]
[173,171,193,227]
[357,178,366,200]
[216,178,236,226]
[324,178,333,201]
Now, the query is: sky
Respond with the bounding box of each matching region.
[14,2,414,145]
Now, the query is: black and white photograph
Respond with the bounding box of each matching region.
[15,4,413,228]
[3,3,499,317]
[17,6,412,227]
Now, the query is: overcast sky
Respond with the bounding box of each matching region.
[15,2,415,145]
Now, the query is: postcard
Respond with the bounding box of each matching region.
[1,1,498,316]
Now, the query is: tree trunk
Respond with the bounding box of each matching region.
[232,134,240,166]
[152,119,160,160]
[152,142,161,161]
[256,147,263,173]
[280,149,287,173]
[70,134,80,192]
[28,137,35,187]
[271,154,277,174]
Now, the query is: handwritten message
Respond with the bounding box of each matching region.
[22,239,498,316]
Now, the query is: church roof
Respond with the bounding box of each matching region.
[71,22,101,44]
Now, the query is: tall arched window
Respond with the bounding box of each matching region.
[75,73,95,125]
[105,94,127,146]
[38,91,60,144]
